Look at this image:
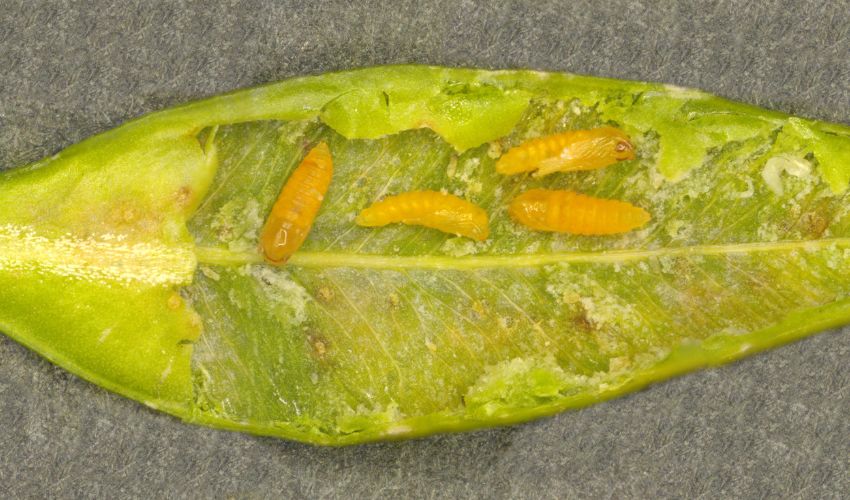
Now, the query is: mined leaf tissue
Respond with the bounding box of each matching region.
[1,66,850,445]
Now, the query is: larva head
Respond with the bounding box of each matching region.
[309,141,332,164]
[260,223,293,265]
[594,127,635,162]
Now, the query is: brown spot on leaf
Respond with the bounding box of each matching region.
[317,286,334,302]
[104,199,162,236]
[167,293,183,310]
[471,300,487,319]
[425,339,438,353]
[187,309,204,333]
[217,223,234,242]
[121,207,136,222]
[175,186,193,208]
[106,202,138,226]
[572,305,595,332]
[486,141,502,159]
[308,334,329,360]
[801,211,829,238]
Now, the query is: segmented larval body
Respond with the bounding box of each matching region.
[509,189,650,235]
[260,142,333,264]
[496,126,635,177]
[356,190,490,241]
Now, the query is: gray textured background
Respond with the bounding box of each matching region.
[1,1,849,498]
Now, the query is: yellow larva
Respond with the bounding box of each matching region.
[355,191,490,241]
[509,189,650,235]
[496,126,635,177]
[259,142,333,265]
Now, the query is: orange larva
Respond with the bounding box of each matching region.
[259,142,333,265]
[355,191,490,241]
[509,189,650,235]
[496,126,635,177]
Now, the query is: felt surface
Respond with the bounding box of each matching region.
[1,1,848,497]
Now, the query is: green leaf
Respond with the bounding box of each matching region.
[2,66,850,445]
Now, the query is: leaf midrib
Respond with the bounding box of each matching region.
[194,238,850,270]
[0,224,196,286]
[4,222,846,283]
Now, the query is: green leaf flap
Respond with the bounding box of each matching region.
[2,66,850,445]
